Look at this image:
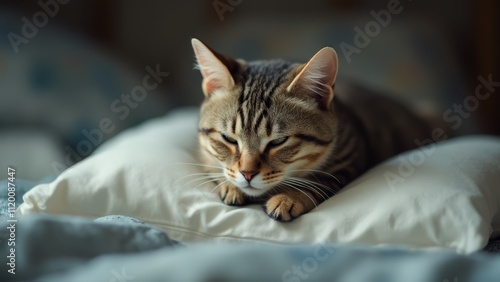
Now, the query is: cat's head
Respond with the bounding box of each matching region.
[192,38,339,197]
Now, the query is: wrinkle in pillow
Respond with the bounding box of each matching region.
[18,109,500,254]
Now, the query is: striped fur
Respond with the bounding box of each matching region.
[192,39,430,222]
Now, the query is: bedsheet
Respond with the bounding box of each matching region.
[1,214,500,282]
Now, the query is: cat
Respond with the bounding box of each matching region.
[191,38,431,222]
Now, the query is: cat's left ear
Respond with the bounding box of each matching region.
[191,38,239,97]
[287,47,338,110]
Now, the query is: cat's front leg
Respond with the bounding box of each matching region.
[263,189,317,222]
[219,182,249,206]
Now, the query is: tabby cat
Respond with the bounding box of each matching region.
[192,38,430,222]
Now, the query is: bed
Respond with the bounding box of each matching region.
[2,8,500,281]
[2,108,500,282]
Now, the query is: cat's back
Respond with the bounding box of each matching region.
[334,82,432,166]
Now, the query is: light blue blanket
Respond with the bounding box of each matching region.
[1,214,500,282]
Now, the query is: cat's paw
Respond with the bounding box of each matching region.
[264,194,311,222]
[219,183,247,206]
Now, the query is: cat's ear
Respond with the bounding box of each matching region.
[191,38,238,97]
[287,47,338,110]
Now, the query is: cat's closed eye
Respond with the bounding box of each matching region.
[268,137,288,147]
[221,133,238,145]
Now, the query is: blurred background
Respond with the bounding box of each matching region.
[0,0,498,180]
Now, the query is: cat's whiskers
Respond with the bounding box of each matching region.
[210,179,230,193]
[264,172,333,199]
[168,162,225,171]
[263,180,280,188]
[174,172,225,185]
[191,177,227,191]
[283,178,328,201]
[183,176,226,189]
[289,177,338,196]
[290,169,340,184]
[278,182,318,208]
[283,179,327,201]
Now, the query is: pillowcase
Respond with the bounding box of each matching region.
[18,108,500,254]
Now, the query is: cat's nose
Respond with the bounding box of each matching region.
[240,170,259,182]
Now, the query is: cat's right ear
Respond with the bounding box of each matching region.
[191,38,237,97]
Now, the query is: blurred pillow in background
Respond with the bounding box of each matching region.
[0,10,172,177]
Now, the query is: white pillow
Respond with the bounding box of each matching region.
[18,108,500,254]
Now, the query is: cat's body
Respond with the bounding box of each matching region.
[192,39,431,221]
